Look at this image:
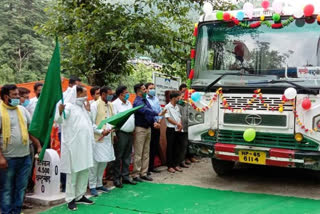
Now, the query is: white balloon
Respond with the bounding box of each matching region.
[243,2,254,16]
[284,87,297,99]
[293,8,303,18]
[203,2,213,15]
[272,0,284,13]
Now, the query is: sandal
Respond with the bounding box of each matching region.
[167,168,176,173]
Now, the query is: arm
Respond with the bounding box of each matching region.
[29,134,42,154]
[54,103,70,124]
[91,103,110,135]
[0,149,7,169]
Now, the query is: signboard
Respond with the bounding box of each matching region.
[35,149,61,196]
[153,72,181,106]
[297,67,320,79]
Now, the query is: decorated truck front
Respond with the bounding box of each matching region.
[187,2,320,175]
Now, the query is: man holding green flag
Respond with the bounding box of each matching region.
[28,38,63,161]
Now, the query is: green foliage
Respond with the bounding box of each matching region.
[0,0,53,85]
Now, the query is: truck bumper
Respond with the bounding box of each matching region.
[189,141,320,170]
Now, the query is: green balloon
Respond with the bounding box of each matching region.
[216,11,223,20]
[243,128,256,142]
[272,13,281,22]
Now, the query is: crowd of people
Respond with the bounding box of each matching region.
[0,76,199,213]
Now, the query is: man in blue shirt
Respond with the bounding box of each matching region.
[132,83,165,182]
[145,83,162,174]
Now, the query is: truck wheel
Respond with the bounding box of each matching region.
[211,158,235,176]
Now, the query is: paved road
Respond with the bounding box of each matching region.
[152,158,320,200]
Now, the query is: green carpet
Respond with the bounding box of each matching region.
[42,183,320,214]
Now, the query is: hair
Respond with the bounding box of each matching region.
[90,86,100,96]
[134,83,144,94]
[76,85,84,94]
[69,75,81,85]
[34,82,43,91]
[170,91,180,99]
[18,87,30,97]
[145,82,154,90]
[1,84,17,100]
[100,86,112,95]
[116,85,127,97]
[179,83,187,91]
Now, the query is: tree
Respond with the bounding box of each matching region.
[0,0,53,85]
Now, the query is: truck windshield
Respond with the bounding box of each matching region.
[193,18,320,88]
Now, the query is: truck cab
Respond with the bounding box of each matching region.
[188,3,320,175]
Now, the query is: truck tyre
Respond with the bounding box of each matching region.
[211,158,235,176]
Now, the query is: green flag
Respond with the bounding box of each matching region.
[98,104,144,130]
[28,38,63,160]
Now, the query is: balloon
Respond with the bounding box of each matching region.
[306,17,315,24]
[317,14,320,22]
[216,11,223,20]
[293,8,304,18]
[243,2,254,19]
[203,2,213,14]
[243,128,256,142]
[236,11,245,21]
[223,12,231,21]
[191,92,202,102]
[284,87,297,100]
[302,98,312,110]
[272,13,281,22]
[304,4,314,17]
[260,15,265,21]
[261,0,270,10]
[272,0,283,14]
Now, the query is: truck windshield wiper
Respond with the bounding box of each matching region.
[204,72,261,92]
[248,79,319,95]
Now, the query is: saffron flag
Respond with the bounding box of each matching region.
[28,38,63,161]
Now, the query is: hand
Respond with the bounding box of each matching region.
[177,123,183,132]
[102,129,111,136]
[59,104,65,116]
[37,146,42,155]
[153,122,160,129]
[0,156,8,169]
[84,101,90,112]
[159,109,167,116]
[113,135,118,143]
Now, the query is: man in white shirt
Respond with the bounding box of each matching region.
[165,91,183,174]
[112,86,136,188]
[26,82,43,117]
[55,86,94,211]
[89,86,115,196]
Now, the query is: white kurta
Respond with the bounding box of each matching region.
[55,103,94,174]
[91,101,115,163]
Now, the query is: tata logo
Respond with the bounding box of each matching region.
[245,114,262,126]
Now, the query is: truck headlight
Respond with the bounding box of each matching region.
[312,116,320,132]
[188,106,204,126]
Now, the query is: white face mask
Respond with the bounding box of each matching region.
[76,96,87,106]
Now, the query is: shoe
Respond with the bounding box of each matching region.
[114,181,123,188]
[180,163,189,168]
[68,200,78,211]
[133,177,144,182]
[97,186,110,193]
[76,196,94,205]
[174,167,183,172]
[22,202,33,209]
[90,188,99,197]
[123,179,137,185]
[191,157,199,163]
[167,168,176,173]
[185,159,192,165]
[151,168,161,173]
[141,175,153,181]
[147,171,152,176]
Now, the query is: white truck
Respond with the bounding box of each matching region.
[188,2,320,175]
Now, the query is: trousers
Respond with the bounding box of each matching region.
[88,160,107,189]
[65,169,89,203]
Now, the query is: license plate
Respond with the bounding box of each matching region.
[239,150,266,165]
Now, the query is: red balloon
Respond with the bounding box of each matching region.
[261,0,270,10]
[302,98,312,110]
[223,13,231,21]
[304,4,314,17]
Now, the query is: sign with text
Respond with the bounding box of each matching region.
[35,149,61,196]
[153,72,181,106]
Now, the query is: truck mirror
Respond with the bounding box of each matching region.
[186,59,191,77]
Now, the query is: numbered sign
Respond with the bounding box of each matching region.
[34,149,61,196]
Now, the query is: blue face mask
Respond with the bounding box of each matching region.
[124,93,130,101]
[148,89,156,97]
[9,98,20,107]
[107,95,114,101]
[22,99,30,107]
